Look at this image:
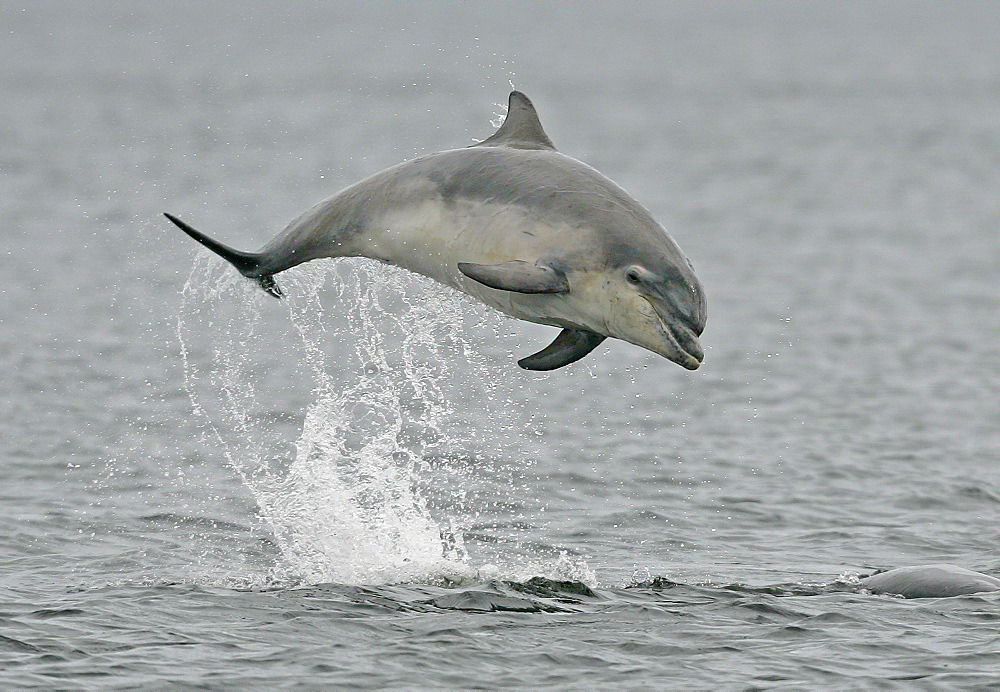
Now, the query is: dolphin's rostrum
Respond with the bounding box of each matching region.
[166,92,706,371]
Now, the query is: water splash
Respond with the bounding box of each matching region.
[178,254,514,584]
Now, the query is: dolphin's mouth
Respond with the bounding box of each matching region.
[661,323,703,370]
[646,300,703,370]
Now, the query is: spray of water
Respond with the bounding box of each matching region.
[178,253,519,584]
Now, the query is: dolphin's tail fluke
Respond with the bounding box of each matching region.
[164,213,283,298]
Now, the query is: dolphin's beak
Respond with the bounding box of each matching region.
[645,296,704,370]
[674,330,703,369]
[664,323,703,370]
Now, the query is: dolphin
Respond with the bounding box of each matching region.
[165,91,706,371]
[860,564,1000,598]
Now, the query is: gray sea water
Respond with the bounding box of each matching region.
[3,1,999,688]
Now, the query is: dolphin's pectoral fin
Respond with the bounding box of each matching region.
[517,329,607,371]
[458,260,569,294]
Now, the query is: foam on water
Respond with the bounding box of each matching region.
[178,253,593,586]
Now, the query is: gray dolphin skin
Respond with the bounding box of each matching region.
[166,91,706,371]
[860,564,1000,599]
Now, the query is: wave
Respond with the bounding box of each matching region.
[177,253,588,587]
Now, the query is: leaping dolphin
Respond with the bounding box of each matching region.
[166,91,706,371]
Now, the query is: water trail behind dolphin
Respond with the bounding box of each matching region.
[178,252,571,585]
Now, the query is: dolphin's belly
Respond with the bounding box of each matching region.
[357,198,615,333]
[362,197,566,306]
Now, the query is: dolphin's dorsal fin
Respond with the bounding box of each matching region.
[476,91,556,151]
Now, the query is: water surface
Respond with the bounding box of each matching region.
[2,1,998,687]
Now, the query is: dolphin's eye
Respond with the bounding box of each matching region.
[625,268,642,284]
